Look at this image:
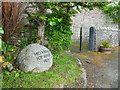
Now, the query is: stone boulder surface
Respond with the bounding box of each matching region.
[17,43,53,73]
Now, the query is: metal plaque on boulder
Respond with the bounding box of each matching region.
[17,43,53,73]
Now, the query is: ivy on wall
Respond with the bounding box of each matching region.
[45,11,73,52]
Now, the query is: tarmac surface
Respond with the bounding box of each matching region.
[82,55,118,88]
[70,45,119,88]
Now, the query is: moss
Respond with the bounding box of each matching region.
[76,51,117,67]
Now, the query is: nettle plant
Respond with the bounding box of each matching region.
[0,27,23,76]
[45,11,73,52]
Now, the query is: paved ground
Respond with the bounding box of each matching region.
[70,44,119,88]
[82,55,118,88]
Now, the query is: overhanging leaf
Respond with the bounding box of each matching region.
[50,21,56,26]
[0,27,4,34]
[39,16,47,20]
[0,39,2,51]
[58,18,63,22]
[76,6,81,13]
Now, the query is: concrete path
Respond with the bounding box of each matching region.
[70,45,119,88]
[79,53,118,88]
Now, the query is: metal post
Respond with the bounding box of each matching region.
[80,27,82,52]
[89,27,95,51]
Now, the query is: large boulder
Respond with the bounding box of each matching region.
[17,43,53,73]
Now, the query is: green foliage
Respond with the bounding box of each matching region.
[25,2,82,52]
[26,2,119,52]
[100,41,112,48]
[2,43,17,67]
[76,2,119,23]
[99,2,120,23]
[3,53,82,88]
[3,43,16,55]
[0,27,23,85]
[0,27,4,51]
[26,2,112,52]
[0,39,2,51]
[28,29,41,43]
[19,29,40,48]
[3,69,24,88]
[0,27,4,34]
[45,11,73,52]
[1,42,24,87]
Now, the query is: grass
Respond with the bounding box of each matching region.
[2,52,82,88]
[70,42,89,52]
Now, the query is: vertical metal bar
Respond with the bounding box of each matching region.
[89,27,95,51]
[80,27,82,52]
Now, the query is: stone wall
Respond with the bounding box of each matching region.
[95,27,119,51]
[71,8,118,43]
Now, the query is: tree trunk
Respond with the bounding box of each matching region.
[38,22,45,45]
[2,2,25,43]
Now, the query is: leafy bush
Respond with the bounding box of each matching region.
[1,42,24,86]
[2,42,18,71]
[99,2,120,23]
[45,11,73,52]
[19,29,41,48]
